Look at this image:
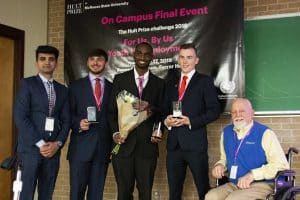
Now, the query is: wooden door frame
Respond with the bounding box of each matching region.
[0,23,24,98]
[0,23,24,181]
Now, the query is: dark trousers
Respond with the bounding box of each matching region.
[69,159,108,200]
[112,154,157,200]
[18,152,60,200]
[167,149,209,200]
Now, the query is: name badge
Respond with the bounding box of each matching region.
[229,165,238,179]
[87,106,97,122]
[45,117,54,132]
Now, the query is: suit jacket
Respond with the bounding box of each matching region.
[14,75,70,154]
[164,71,220,152]
[108,70,165,158]
[67,76,112,163]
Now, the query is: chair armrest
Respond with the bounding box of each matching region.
[275,169,296,178]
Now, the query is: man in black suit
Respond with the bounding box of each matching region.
[108,42,165,200]
[14,45,70,200]
[164,43,220,200]
[67,49,112,200]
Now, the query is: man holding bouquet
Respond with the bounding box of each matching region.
[108,42,165,200]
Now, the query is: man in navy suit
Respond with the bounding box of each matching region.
[108,42,165,200]
[14,45,70,200]
[67,49,112,200]
[164,43,220,200]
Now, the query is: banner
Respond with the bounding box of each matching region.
[65,0,244,112]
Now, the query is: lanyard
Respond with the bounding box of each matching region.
[90,78,102,109]
[178,76,188,101]
[93,93,101,108]
[233,125,253,164]
[178,91,185,101]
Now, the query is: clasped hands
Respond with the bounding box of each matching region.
[40,142,60,158]
[164,115,190,127]
[212,164,254,189]
[39,118,91,158]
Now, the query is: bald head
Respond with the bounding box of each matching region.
[232,98,253,110]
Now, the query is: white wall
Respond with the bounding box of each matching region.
[0,0,48,77]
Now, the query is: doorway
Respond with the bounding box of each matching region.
[0,24,24,200]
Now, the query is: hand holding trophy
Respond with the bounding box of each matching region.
[151,122,162,143]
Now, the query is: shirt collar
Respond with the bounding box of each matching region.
[134,68,149,81]
[181,69,195,81]
[39,73,53,83]
[88,72,104,82]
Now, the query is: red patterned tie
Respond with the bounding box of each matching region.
[95,78,101,110]
[178,75,188,100]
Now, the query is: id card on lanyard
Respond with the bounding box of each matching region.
[45,117,55,136]
[229,125,253,179]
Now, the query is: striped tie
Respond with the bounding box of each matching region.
[47,81,55,116]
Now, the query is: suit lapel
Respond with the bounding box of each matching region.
[128,70,139,97]
[171,74,180,101]
[52,80,66,115]
[98,78,110,111]
[52,81,59,115]
[83,76,98,108]
[170,72,199,102]
[35,75,49,114]
[142,72,155,100]
[181,72,199,101]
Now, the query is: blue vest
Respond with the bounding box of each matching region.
[224,121,268,184]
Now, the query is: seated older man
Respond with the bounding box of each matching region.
[205,98,289,200]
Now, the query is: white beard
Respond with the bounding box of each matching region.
[233,120,247,130]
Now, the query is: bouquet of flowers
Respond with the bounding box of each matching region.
[111,90,149,155]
